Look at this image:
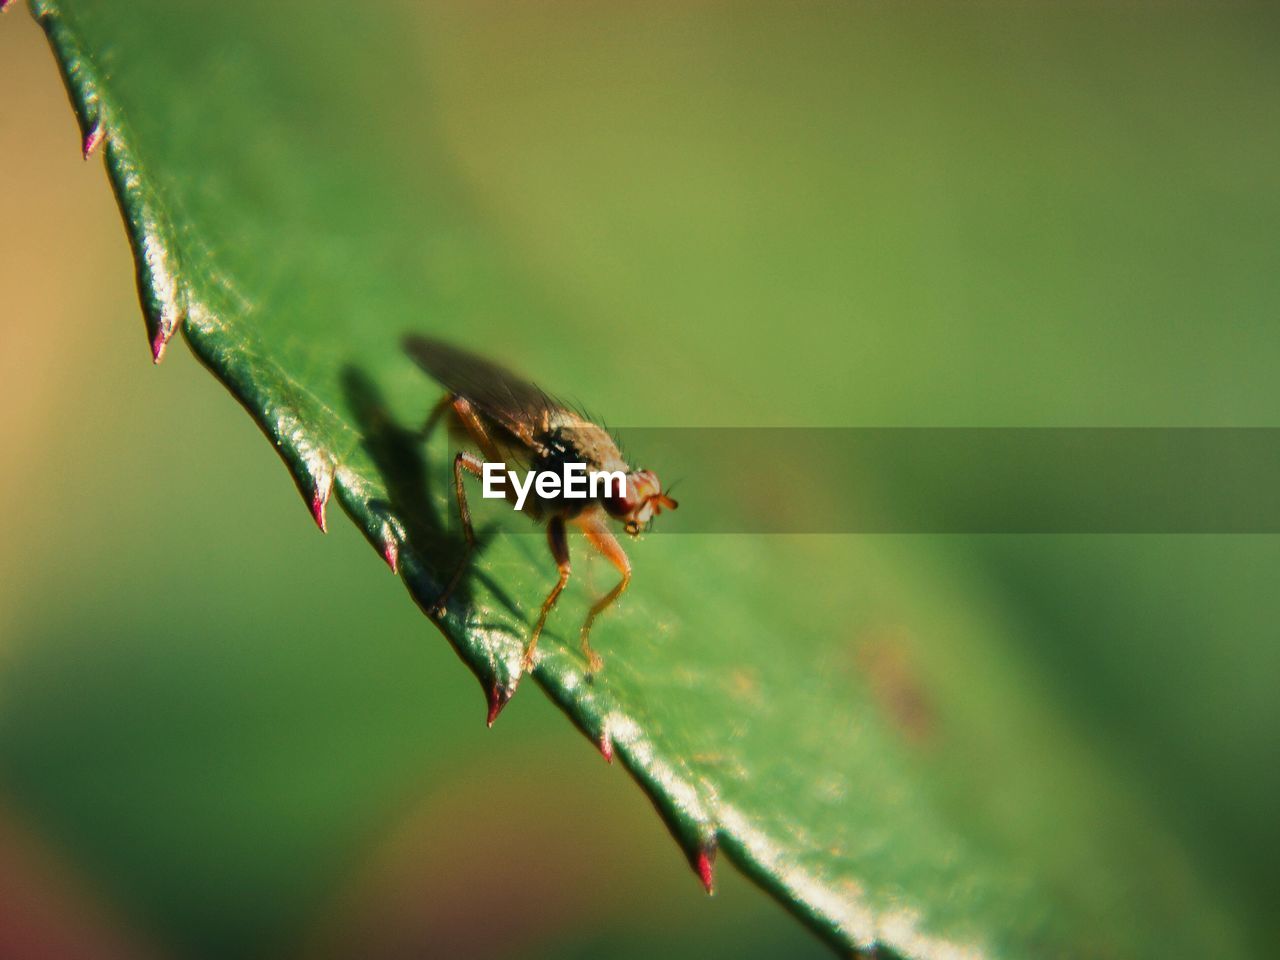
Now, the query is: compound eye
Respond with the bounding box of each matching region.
[605,491,632,519]
[604,478,639,519]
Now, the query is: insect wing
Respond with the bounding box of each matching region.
[403,335,561,449]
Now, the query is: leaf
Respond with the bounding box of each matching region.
[24,1,1263,957]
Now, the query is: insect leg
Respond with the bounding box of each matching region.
[523,516,571,672]
[451,396,503,463]
[579,519,633,673]
[432,450,485,615]
[449,395,533,510]
[417,393,455,439]
[434,396,527,615]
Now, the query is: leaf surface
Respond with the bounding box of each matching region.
[25,2,1265,956]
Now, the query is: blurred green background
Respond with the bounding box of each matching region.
[2,2,1279,958]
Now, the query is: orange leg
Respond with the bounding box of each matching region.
[417,393,454,439]
[450,395,503,463]
[451,395,535,512]
[579,518,633,673]
[523,517,570,671]
[431,395,514,615]
[432,449,485,614]
[433,394,544,624]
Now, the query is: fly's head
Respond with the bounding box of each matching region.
[605,469,679,537]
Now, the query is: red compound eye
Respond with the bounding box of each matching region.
[604,485,637,519]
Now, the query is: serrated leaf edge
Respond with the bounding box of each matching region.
[25,5,996,957]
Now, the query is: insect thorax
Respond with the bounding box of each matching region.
[527,424,627,517]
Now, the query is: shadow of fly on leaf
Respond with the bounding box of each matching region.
[340,365,521,625]
[401,336,679,678]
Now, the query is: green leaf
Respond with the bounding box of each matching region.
[25,1,1266,957]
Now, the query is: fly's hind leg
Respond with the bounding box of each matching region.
[579,519,633,674]
[417,393,455,440]
[432,395,509,615]
[523,516,570,672]
[432,449,485,616]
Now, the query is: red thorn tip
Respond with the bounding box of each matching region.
[150,330,168,363]
[83,125,104,158]
[310,489,329,532]
[0,1,14,13]
[598,734,614,764]
[696,847,716,894]
[486,684,511,727]
[381,537,399,573]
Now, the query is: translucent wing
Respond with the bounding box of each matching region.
[402,335,563,449]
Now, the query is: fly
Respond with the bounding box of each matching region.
[403,335,678,674]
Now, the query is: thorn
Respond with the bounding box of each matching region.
[82,123,104,159]
[696,843,717,895]
[310,471,332,533]
[485,683,512,727]
[150,328,169,363]
[380,532,399,574]
[598,726,614,764]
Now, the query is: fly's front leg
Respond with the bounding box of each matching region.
[579,519,633,674]
[432,450,485,615]
[524,516,570,672]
